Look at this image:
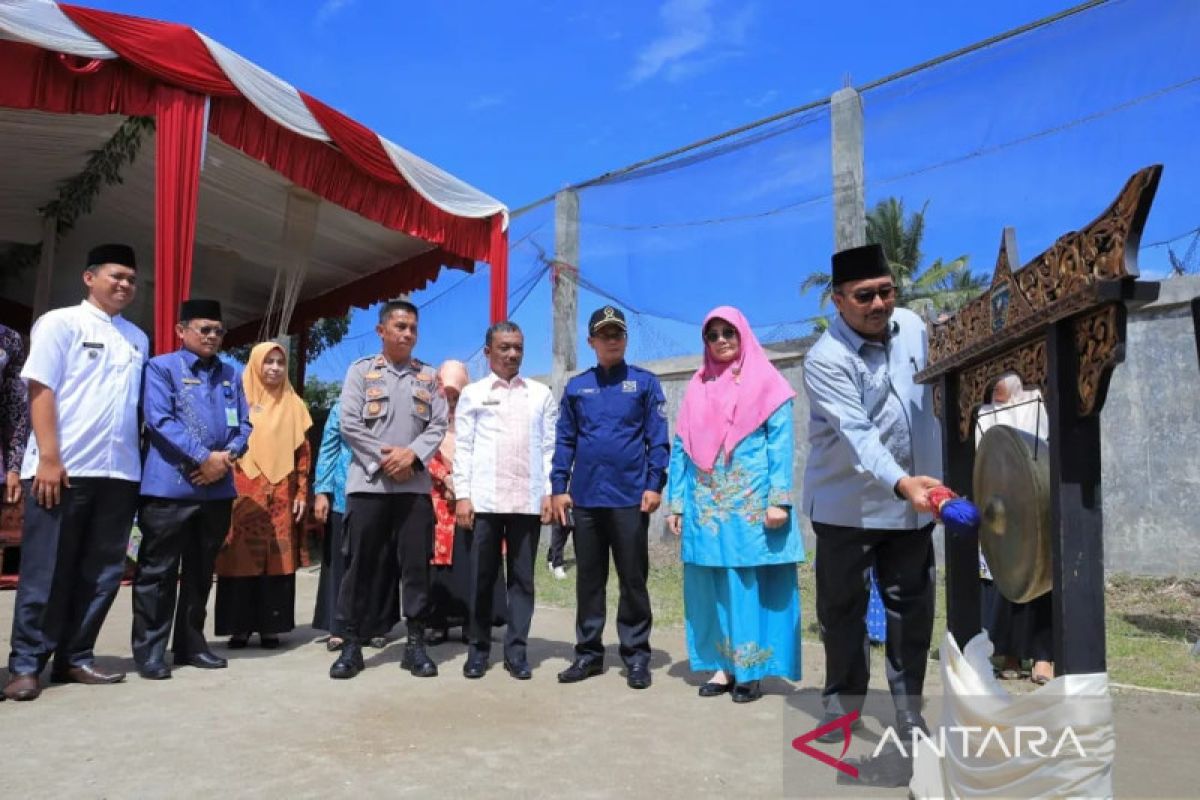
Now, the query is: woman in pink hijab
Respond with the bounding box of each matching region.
[665,307,805,703]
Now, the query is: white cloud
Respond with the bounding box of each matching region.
[744,88,778,109]
[468,93,507,112]
[627,0,718,85]
[626,1,758,86]
[316,0,354,26]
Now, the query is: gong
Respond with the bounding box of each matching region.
[973,424,1053,603]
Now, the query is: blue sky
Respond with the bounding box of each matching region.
[79,0,1200,378]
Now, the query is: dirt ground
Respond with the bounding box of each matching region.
[0,570,1195,799]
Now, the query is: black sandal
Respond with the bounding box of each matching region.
[698,681,732,697]
[731,681,763,703]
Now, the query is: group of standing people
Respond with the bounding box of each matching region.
[2,245,318,700]
[3,239,957,738]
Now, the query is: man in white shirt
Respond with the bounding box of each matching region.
[454,321,555,680]
[4,244,149,702]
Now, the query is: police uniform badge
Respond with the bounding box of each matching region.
[622,380,637,393]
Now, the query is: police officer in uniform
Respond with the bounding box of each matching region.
[330,300,448,680]
[133,299,252,680]
[4,244,148,701]
[552,306,670,690]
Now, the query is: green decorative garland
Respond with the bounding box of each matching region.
[0,115,155,278]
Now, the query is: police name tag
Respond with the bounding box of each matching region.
[622,380,637,393]
[225,407,239,427]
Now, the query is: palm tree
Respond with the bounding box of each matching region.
[801,197,986,330]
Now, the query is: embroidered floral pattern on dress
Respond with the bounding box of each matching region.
[692,459,766,532]
[767,487,792,508]
[717,638,774,669]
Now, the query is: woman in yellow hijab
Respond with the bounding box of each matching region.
[215,342,314,649]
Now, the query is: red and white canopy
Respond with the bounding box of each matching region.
[0,0,509,349]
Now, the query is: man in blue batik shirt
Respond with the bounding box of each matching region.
[551,306,670,690]
[801,243,943,744]
[133,299,251,681]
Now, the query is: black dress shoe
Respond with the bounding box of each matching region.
[463,653,489,679]
[895,710,930,742]
[401,625,438,678]
[329,642,364,680]
[557,657,602,684]
[626,663,651,690]
[731,680,762,703]
[51,664,126,685]
[228,634,249,649]
[698,680,732,697]
[503,660,532,680]
[178,651,228,669]
[815,711,864,743]
[259,635,281,650]
[138,661,172,681]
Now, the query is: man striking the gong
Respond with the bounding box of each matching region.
[801,242,943,742]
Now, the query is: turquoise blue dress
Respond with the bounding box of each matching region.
[666,400,804,683]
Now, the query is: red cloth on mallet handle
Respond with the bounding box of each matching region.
[927,485,958,521]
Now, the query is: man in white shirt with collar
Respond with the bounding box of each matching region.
[454,321,556,680]
[4,244,149,702]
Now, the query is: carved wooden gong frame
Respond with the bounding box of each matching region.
[915,165,1162,676]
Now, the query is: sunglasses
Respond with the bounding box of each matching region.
[844,285,897,305]
[704,326,738,343]
[189,325,226,337]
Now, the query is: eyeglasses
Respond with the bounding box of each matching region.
[844,285,897,305]
[189,325,226,337]
[704,326,738,343]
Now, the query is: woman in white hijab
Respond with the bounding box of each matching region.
[976,372,1053,684]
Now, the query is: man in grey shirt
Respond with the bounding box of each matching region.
[329,300,448,681]
[802,243,942,742]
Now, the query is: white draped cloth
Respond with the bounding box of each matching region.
[910,632,1115,799]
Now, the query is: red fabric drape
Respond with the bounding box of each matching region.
[0,40,155,114]
[154,85,206,355]
[206,98,494,263]
[489,216,509,323]
[60,5,239,97]
[299,93,405,186]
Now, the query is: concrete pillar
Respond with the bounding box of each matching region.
[831,87,866,251]
[551,189,580,396]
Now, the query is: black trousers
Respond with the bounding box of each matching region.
[468,513,539,663]
[573,506,652,668]
[547,521,573,567]
[813,521,936,716]
[131,498,232,664]
[337,493,432,641]
[7,478,138,675]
